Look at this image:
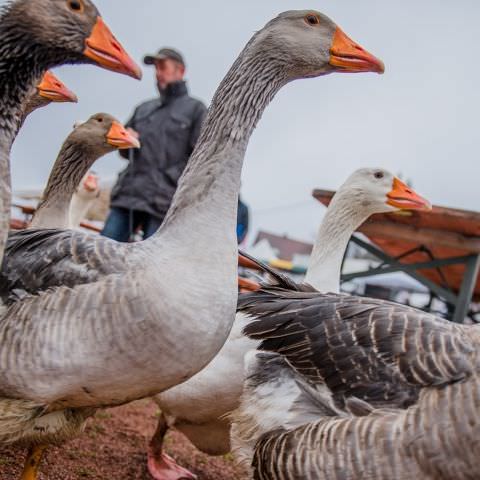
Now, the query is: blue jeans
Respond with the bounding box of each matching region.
[101,207,164,242]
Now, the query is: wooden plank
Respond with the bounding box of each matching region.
[369,237,480,299]
[358,222,480,254]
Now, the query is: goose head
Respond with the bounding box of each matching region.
[69,112,140,158]
[338,168,432,216]
[255,10,384,80]
[3,0,142,79]
[22,70,77,118]
[36,70,78,103]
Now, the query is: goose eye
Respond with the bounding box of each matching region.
[67,0,84,13]
[305,14,320,26]
[374,171,384,179]
[96,117,104,123]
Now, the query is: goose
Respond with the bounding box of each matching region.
[230,214,480,478]
[69,171,100,228]
[0,9,384,479]
[22,70,78,124]
[147,169,431,480]
[14,70,78,230]
[0,0,139,476]
[0,0,141,266]
[29,113,139,230]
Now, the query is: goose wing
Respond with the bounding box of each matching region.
[0,228,130,303]
[0,271,151,402]
[240,288,476,408]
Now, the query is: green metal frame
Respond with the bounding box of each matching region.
[341,235,480,323]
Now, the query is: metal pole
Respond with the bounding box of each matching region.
[344,235,459,305]
[452,254,480,323]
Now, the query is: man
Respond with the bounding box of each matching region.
[102,48,207,241]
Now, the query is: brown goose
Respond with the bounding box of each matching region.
[231,247,480,478]
[0,0,141,266]
[30,113,139,230]
[234,350,480,480]
[0,9,383,480]
[22,70,78,123]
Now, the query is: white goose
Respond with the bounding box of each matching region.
[148,169,429,479]
[69,171,100,229]
[0,9,383,479]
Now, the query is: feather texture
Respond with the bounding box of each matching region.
[232,282,480,479]
[240,288,478,409]
[249,374,480,480]
[0,228,132,303]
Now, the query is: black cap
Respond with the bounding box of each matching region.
[144,48,185,67]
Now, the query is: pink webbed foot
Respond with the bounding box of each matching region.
[147,450,197,480]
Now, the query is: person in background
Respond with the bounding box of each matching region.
[102,47,207,241]
[237,196,249,244]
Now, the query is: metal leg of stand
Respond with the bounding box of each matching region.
[452,254,480,323]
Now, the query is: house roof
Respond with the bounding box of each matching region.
[254,231,313,261]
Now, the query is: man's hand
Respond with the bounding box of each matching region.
[127,128,140,139]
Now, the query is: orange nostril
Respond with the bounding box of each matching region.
[111,41,121,53]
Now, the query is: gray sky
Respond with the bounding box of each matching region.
[7,0,480,242]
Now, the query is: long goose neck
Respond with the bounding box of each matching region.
[305,192,371,292]
[0,13,50,259]
[30,143,96,229]
[0,17,48,139]
[152,37,289,254]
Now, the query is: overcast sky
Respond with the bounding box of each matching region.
[7,0,480,242]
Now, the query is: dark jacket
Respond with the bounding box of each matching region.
[110,81,207,219]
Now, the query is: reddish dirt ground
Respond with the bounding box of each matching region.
[0,400,248,480]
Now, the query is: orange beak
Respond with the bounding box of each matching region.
[329,27,385,74]
[387,177,432,211]
[83,173,99,193]
[37,71,78,103]
[106,121,141,149]
[84,17,142,80]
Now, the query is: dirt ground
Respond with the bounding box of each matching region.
[0,400,248,480]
